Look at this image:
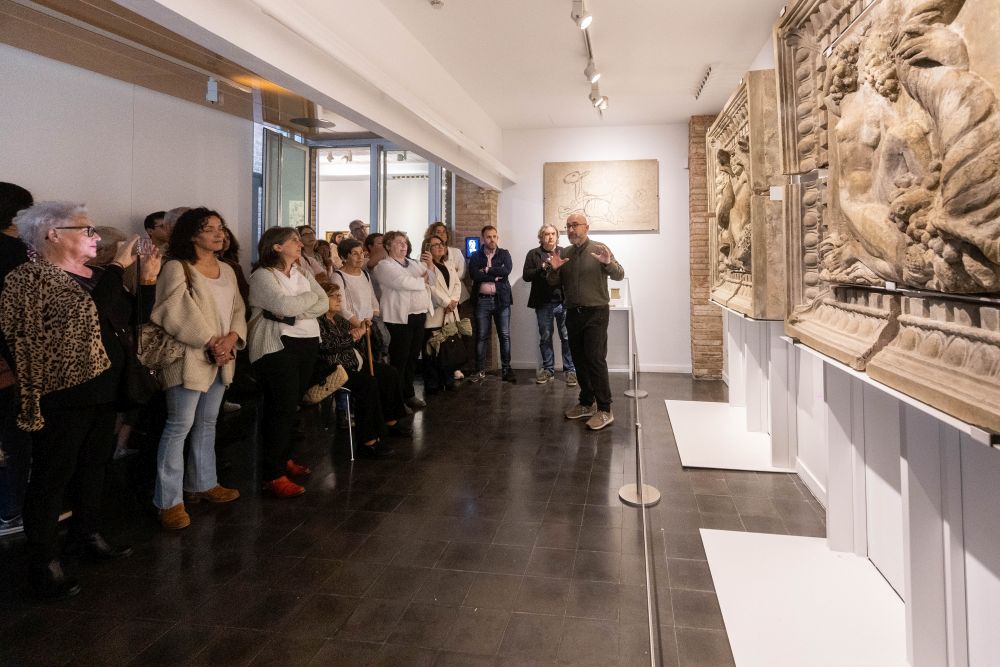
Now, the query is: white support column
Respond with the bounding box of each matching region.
[824,363,866,554]
[726,312,746,408]
[743,317,770,433]
[768,324,796,469]
[901,405,962,667]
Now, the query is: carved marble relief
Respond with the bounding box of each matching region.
[777,0,1000,431]
[706,70,786,319]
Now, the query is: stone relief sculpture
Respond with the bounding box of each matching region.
[777,0,1000,431]
[707,70,786,319]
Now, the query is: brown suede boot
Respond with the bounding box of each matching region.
[184,486,240,504]
[159,503,191,530]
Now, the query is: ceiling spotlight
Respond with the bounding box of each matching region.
[589,83,602,107]
[326,151,334,163]
[344,149,353,163]
[429,0,444,7]
[570,0,592,29]
[596,96,609,111]
[397,151,407,162]
[584,59,601,84]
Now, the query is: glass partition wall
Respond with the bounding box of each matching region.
[313,139,452,253]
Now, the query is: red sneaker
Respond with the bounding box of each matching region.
[265,476,305,498]
[286,460,312,477]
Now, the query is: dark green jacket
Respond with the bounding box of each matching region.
[546,238,624,307]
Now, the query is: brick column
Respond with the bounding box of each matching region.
[454,175,498,243]
[454,176,500,370]
[689,115,723,379]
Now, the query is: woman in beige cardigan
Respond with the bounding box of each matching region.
[151,208,246,530]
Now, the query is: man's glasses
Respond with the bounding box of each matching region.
[566,223,584,230]
[56,225,98,237]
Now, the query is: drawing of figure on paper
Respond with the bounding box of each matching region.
[556,170,646,228]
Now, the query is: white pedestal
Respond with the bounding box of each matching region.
[792,339,1000,667]
[703,529,907,667]
[668,306,796,472]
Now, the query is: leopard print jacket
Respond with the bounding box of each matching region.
[0,260,110,431]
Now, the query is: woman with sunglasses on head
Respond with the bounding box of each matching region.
[150,208,247,531]
[0,202,160,599]
[248,226,329,498]
[422,236,462,394]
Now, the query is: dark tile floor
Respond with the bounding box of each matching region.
[0,371,826,666]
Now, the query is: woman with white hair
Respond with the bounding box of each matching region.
[0,201,160,600]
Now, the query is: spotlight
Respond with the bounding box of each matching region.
[589,83,602,107]
[570,0,592,29]
[584,59,601,84]
[326,151,334,163]
[596,96,608,111]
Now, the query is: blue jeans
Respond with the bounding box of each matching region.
[535,302,575,373]
[154,375,226,510]
[475,295,511,371]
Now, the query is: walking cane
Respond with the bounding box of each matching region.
[365,322,375,376]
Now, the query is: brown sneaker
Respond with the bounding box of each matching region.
[158,503,190,530]
[585,410,614,430]
[185,486,240,504]
[565,403,596,420]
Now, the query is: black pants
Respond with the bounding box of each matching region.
[24,403,116,564]
[386,313,426,399]
[344,362,407,444]
[253,336,318,481]
[422,328,455,392]
[566,306,612,411]
[0,385,31,521]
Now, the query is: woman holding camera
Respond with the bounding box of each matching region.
[248,226,329,498]
[150,208,246,530]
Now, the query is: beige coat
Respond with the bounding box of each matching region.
[151,260,246,392]
[425,263,462,329]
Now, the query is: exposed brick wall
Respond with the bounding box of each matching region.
[689,115,724,379]
[454,175,498,244]
[454,175,500,369]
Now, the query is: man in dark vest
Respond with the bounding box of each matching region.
[523,223,576,386]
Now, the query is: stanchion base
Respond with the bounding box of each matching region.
[619,483,661,507]
[623,389,648,398]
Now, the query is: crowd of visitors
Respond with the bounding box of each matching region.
[0,179,624,600]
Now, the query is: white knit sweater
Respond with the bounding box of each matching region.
[247,265,329,364]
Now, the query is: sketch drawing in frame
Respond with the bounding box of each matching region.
[543,159,659,232]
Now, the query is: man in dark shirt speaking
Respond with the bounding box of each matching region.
[547,213,625,430]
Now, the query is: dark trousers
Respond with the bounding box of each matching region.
[345,362,407,444]
[422,328,455,392]
[386,313,426,399]
[475,295,511,372]
[566,306,612,411]
[0,386,31,521]
[24,403,116,564]
[253,336,318,481]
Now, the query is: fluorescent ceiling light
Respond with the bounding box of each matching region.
[584,59,600,84]
[571,0,592,29]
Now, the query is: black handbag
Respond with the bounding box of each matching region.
[117,256,161,409]
[437,332,467,370]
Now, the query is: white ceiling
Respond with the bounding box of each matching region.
[380,0,786,129]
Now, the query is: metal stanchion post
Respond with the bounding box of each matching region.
[623,301,648,398]
[619,352,659,507]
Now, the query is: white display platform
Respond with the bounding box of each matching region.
[665,399,794,473]
[702,529,906,667]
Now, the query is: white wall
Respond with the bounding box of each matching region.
[0,44,253,268]
[385,177,431,247]
[748,34,776,71]
[499,124,692,373]
[795,349,829,504]
[318,178,369,239]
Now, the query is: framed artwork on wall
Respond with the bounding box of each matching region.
[543,159,659,232]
